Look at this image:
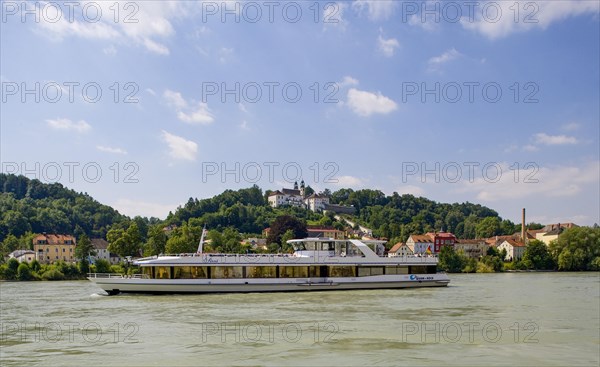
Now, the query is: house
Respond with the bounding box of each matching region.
[427,232,456,253]
[454,239,488,259]
[304,193,330,212]
[268,181,306,208]
[497,239,527,261]
[406,235,434,255]
[8,250,36,263]
[242,238,267,250]
[387,243,413,257]
[90,238,121,265]
[535,223,577,246]
[306,227,345,239]
[32,234,76,264]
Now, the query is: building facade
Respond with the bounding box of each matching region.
[387,243,414,257]
[454,239,488,259]
[406,235,434,255]
[33,234,76,264]
[498,239,526,261]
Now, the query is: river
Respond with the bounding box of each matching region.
[1,273,598,366]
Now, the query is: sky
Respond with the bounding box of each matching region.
[1,0,599,226]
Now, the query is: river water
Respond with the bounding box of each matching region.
[1,273,598,366]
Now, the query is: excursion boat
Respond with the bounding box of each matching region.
[88,238,449,295]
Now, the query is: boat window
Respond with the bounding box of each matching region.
[329,266,356,277]
[142,267,153,278]
[279,266,308,278]
[385,266,409,275]
[357,266,384,277]
[174,266,208,279]
[410,266,428,274]
[246,266,277,278]
[156,266,170,279]
[211,266,243,279]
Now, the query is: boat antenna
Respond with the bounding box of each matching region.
[197,225,207,253]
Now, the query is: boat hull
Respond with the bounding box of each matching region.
[88,274,450,295]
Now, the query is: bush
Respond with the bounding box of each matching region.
[476,262,494,273]
[94,259,111,273]
[2,258,20,280]
[16,263,33,281]
[42,268,65,280]
[30,259,41,273]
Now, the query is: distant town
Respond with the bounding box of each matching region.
[3,178,596,281]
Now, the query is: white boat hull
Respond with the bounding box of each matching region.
[88,274,450,295]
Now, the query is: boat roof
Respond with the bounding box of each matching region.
[287,237,386,244]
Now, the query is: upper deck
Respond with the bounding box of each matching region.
[133,238,438,267]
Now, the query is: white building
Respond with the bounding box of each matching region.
[498,239,526,261]
[90,238,121,265]
[304,193,330,212]
[268,181,306,208]
[406,235,434,255]
[388,243,413,257]
[8,250,36,263]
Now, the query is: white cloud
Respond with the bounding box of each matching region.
[534,133,578,145]
[461,1,599,39]
[31,1,195,54]
[377,34,399,57]
[97,145,127,154]
[177,103,214,125]
[428,48,462,71]
[164,89,214,125]
[102,45,117,55]
[112,198,177,219]
[161,130,198,161]
[523,144,539,152]
[562,122,581,131]
[352,0,396,20]
[240,120,250,130]
[332,175,364,187]
[323,2,347,29]
[346,88,397,117]
[218,47,234,63]
[164,89,187,109]
[396,185,426,197]
[338,76,359,88]
[459,161,599,201]
[46,118,91,133]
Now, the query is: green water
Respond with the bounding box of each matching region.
[1,273,598,366]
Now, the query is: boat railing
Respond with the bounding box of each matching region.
[87,273,149,279]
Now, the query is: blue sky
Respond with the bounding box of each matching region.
[1,0,599,226]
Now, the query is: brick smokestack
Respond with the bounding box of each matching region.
[521,208,526,242]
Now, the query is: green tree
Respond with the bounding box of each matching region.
[438,246,465,273]
[280,229,296,252]
[107,222,143,258]
[476,217,501,238]
[267,215,307,245]
[522,240,554,270]
[144,224,168,256]
[75,234,95,261]
[17,262,33,281]
[3,258,20,280]
[94,259,111,273]
[550,227,600,271]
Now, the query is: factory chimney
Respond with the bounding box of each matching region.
[521,208,526,242]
